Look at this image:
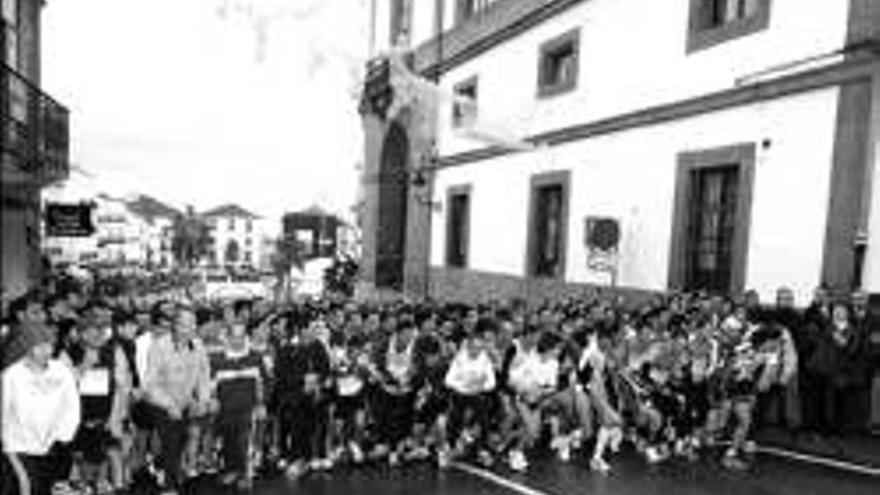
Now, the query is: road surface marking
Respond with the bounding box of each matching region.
[451,462,555,495]
[755,445,880,477]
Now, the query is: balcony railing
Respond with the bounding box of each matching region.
[1,61,70,185]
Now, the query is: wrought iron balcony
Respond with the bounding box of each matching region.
[1,61,70,186]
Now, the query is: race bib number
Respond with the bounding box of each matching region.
[337,375,364,396]
[80,368,111,396]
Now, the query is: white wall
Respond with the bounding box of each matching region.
[861,66,880,293]
[435,0,849,156]
[431,87,841,306]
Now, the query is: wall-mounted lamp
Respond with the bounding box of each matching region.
[412,170,428,188]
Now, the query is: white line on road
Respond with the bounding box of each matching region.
[451,462,556,495]
[755,445,880,477]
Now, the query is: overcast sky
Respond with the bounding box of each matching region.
[42,0,370,226]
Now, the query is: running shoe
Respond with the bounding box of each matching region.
[477,449,494,467]
[349,442,365,464]
[285,461,307,479]
[235,477,253,492]
[218,472,239,486]
[722,454,749,471]
[590,457,611,474]
[508,449,528,472]
[436,446,451,468]
[51,481,77,495]
[558,442,572,462]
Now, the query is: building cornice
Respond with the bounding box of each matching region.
[436,55,878,169]
[413,0,588,77]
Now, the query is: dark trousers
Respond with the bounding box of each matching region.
[447,392,492,447]
[801,372,834,434]
[832,383,865,433]
[370,388,415,447]
[279,395,328,462]
[334,395,366,445]
[217,412,253,476]
[156,412,187,487]
[756,384,789,429]
[679,381,710,436]
[2,443,70,495]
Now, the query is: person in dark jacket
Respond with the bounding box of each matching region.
[275,318,332,478]
[829,302,867,433]
[800,288,833,435]
[850,291,877,432]
[802,302,860,436]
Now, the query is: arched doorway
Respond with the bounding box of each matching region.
[376,121,409,290]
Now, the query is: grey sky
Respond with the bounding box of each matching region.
[42,0,370,225]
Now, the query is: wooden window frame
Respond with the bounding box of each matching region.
[452,75,478,128]
[526,170,571,279]
[687,0,772,54]
[537,28,580,99]
[445,184,472,269]
[668,143,756,294]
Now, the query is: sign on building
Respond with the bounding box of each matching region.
[45,202,96,237]
[584,216,620,283]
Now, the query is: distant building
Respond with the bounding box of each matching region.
[282,206,345,260]
[43,194,180,269]
[2,0,71,296]
[202,204,265,270]
[358,0,880,304]
[120,195,179,268]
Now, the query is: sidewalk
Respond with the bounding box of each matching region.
[755,427,880,469]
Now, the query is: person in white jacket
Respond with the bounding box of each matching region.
[444,322,497,464]
[2,320,81,495]
[507,330,564,471]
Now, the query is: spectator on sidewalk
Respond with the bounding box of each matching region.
[755,287,800,430]
[800,288,834,436]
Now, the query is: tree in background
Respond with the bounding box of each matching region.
[171,205,212,269]
[324,255,358,297]
[271,235,305,302]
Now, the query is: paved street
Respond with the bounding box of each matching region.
[190,450,879,495]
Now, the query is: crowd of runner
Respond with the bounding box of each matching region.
[2,273,878,495]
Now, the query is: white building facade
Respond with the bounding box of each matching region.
[43,194,177,269]
[202,205,269,270]
[359,0,880,305]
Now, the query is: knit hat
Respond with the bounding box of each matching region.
[1,320,55,368]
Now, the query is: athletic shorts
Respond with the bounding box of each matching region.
[335,393,366,419]
[72,424,120,463]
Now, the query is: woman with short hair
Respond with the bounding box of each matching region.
[2,321,81,495]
